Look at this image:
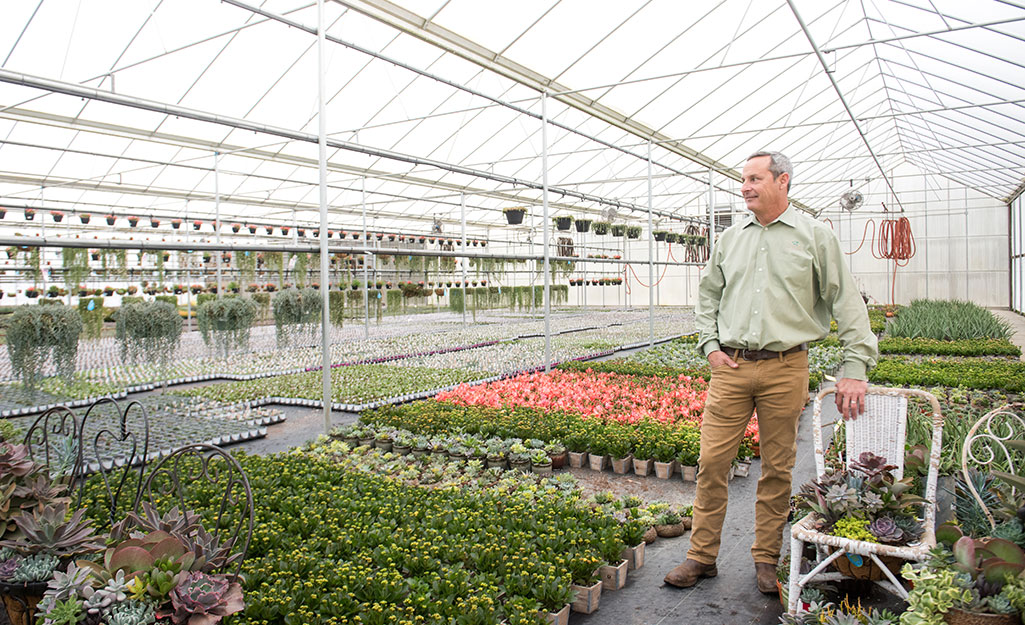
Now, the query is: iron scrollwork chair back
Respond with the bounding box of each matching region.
[135,443,254,580]
[961,402,1025,531]
[81,397,150,530]
[22,406,86,503]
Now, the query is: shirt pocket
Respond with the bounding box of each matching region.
[775,244,815,290]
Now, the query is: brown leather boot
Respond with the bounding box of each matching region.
[755,562,778,594]
[663,559,717,588]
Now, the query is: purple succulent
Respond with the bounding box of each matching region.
[168,571,244,625]
[0,557,19,580]
[868,516,905,544]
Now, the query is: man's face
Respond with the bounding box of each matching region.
[741,156,788,216]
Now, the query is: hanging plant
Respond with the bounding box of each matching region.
[611,225,626,237]
[265,225,274,235]
[592,221,611,235]
[116,301,182,378]
[248,224,257,234]
[24,208,35,220]
[197,296,258,358]
[171,218,182,229]
[231,223,241,233]
[105,214,116,225]
[575,219,592,233]
[626,226,642,239]
[150,218,160,228]
[554,216,573,231]
[281,226,290,236]
[297,228,306,237]
[6,304,83,389]
[127,216,139,227]
[79,213,91,224]
[61,248,90,296]
[193,219,203,230]
[504,206,526,225]
[49,210,64,222]
[272,287,321,347]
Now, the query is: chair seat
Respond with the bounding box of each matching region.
[791,513,934,562]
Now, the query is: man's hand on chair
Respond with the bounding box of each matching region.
[835,378,867,421]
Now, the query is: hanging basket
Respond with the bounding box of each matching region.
[504,208,526,225]
[575,219,592,233]
[0,579,48,625]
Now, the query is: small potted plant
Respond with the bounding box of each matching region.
[508,443,530,472]
[677,444,699,482]
[248,224,257,234]
[231,223,241,233]
[568,552,603,615]
[24,208,35,221]
[632,440,656,477]
[193,219,203,231]
[150,217,160,228]
[530,448,553,476]
[48,210,64,222]
[171,218,183,229]
[127,215,139,227]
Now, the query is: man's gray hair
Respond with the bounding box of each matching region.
[747,150,793,192]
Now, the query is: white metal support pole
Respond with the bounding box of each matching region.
[708,168,715,259]
[317,0,332,433]
[542,92,552,372]
[215,152,222,298]
[461,193,467,326]
[362,178,369,339]
[647,140,654,346]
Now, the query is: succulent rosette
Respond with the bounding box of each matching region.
[167,571,244,625]
[867,516,905,544]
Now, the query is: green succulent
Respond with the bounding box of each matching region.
[45,597,84,625]
[83,569,130,614]
[104,598,156,625]
[11,552,59,582]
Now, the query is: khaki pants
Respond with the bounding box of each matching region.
[687,349,809,566]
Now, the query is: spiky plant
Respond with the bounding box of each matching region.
[0,502,104,557]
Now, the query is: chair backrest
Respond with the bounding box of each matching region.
[81,398,150,529]
[960,403,1025,531]
[24,398,151,530]
[813,386,944,545]
[135,443,254,579]
[23,406,87,501]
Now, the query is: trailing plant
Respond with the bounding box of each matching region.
[197,296,258,358]
[115,301,182,377]
[77,296,105,340]
[271,287,321,347]
[61,248,90,297]
[237,250,257,285]
[6,304,83,389]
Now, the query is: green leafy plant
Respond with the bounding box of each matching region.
[197,296,258,358]
[115,301,182,378]
[272,287,321,347]
[6,304,83,389]
[887,299,1012,341]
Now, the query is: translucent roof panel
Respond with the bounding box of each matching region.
[0,0,1022,234]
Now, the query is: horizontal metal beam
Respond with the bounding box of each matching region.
[0,236,705,267]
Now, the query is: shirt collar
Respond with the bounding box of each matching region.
[742,203,797,229]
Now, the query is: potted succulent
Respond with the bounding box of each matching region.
[508,443,530,472]
[793,452,927,581]
[503,206,526,225]
[597,527,628,591]
[530,449,553,476]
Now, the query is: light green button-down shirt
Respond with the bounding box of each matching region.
[696,205,878,380]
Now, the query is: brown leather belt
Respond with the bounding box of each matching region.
[726,343,807,361]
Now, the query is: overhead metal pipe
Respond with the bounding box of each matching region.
[786,0,905,212]
[317,0,333,434]
[0,68,696,224]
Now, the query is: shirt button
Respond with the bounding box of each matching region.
[754,310,759,314]
[760,248,765,251]
[758,268,763,271]
[755,289,760,293]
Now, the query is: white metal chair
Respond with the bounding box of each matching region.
[787,386,944,614]
[960,403,1025,531]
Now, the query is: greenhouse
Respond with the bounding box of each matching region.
[1,1,1024,624]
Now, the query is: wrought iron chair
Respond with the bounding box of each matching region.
[22,406,87,501]
[23,398,150,527]
[960,403,1025,531]
[787,386,944,614]
[133,443,254,579]
[80,397,150,529]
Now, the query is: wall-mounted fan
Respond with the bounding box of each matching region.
[601,206,618,222]
[839,189,864,211]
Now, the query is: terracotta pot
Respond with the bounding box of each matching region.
[549,451,568,469]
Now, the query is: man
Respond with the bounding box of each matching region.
[663,151,878,593]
